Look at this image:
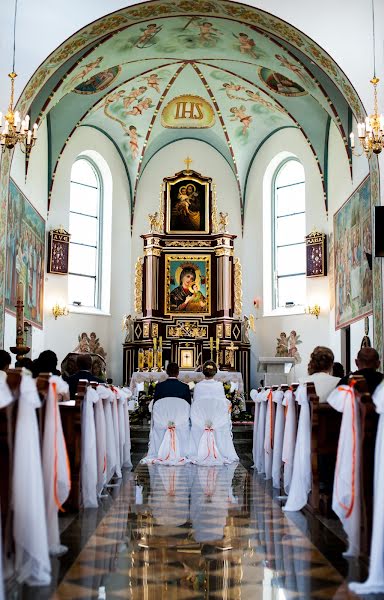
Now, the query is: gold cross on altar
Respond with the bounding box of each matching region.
[184,156,192,171]
[227,341,238,353]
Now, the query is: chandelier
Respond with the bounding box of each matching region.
[0,0,37,153]
[350,0,382,158]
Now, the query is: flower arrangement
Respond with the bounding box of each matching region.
[130,380,158,425]
[223,383,252,422]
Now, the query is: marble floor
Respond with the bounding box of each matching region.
[9,461,380,600]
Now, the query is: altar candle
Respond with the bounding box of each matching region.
[159,336,162,350]
[157,349,162,370]
[148,348,154,370]
[153,337,157,351]
[210,337,213,352]
[216,337,220,351]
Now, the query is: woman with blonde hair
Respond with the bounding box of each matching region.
[299,346,339,403]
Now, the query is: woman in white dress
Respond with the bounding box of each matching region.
[299,346,339,403]
[193,361,228,404]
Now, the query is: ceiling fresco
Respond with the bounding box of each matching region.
[22,3,359,223]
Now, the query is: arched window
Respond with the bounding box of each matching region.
[272,159,306,308]
[68,157,103,308]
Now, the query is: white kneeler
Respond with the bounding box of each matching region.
[141,397,190,465]
[250,389,259,469]
[328,384,361,557]
[190,396,238,466]
[264,389,274,479]
[349,381,384,594]
[255,389,268,474]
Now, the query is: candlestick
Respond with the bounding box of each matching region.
[157,348,162,371]
[159,335,162,350]
[10,281,30,361]
[147,347,154,370]
[138,348,144,371]
[216,337,220,351]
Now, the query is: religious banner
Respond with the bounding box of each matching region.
[5,179,45,328]
[161,94,215,129]
[334,176,372,330]
[305,230,326,277]
[165,254,211,316]
[166,175,210,234]
[47,228,70,274]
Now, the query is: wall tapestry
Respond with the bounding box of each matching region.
[5,180,45,328]
[165,254,210,316]
[334,176,372,329]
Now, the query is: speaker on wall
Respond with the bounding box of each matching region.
[375,206,384,257]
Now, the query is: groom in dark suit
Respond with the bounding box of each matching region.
[153,362,191,405]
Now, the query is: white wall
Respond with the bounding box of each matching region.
[44,126,131,383]
[244,127,339,384]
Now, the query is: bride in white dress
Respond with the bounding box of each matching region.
[193,361,228,404]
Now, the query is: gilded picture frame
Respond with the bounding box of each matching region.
[166,176,210,234]
[165,254,211,316]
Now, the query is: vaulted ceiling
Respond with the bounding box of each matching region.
[24,1,358,223]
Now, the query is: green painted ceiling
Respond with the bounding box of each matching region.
[30,9,352,222]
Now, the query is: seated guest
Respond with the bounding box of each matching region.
[15,357,34,372]
[338,347,383,395]
[299,346,339,403]
[193,360,228,404]
[153,362,191,405]
[67,353,105,398]
[0,350,11,381]
[33,349,61,377]
[332,361,345,379]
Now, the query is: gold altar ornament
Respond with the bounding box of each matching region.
[233,257,243,317]
[156,348,163,371]
[134,257,143,314]
[147,347,154,370]
[153,337,157,351]
[225,341,239,369]
[138,348,145,371]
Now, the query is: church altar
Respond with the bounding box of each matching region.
[129,370,244,395]
[123,163,251,394]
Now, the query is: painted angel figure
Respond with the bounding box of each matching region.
[73,332,90,353]
[288,330,302,363]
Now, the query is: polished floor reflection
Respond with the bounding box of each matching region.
[40,463,368,599]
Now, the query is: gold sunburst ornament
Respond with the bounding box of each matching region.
[0,0,38,153]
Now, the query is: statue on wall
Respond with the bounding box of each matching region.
[123,314,134,342]
[241,314,255,343]
[218,211,229,233]
[73,331,106,358]
[275,330,302,363]
[73,332,90,353]
[276,332,289,357]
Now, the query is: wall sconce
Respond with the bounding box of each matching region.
[52,303,69,320]
[305,304,321,319]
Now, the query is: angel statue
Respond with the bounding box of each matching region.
[218,211,229,233]
[288,330,302,363]
[148,211,159,233]
[122,314,134,343]
[275,332,289,357]
[73,332,90,353]
[89,332,106,358]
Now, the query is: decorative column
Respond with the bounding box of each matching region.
[215,234,235,317]
[142,234,162,317]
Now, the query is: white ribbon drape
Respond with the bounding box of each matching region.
[282,389,296,494]
[272,390,285,489]
[349,381,384,594]
[13,375,51,585]
[250,389,259,469]
[43,377,71,555]
[264,390,274,480]
[81,387,99,508]
[283,385,311,512]
[328,384,360,557]
[255,390,268,474]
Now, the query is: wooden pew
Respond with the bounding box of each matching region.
[60,380,88,511]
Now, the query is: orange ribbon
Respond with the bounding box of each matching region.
[335,385,356,519]
[52,382,71,512]
[204,426,218,460]
[164,425,176,461]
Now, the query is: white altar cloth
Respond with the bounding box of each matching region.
[129,370,244,394]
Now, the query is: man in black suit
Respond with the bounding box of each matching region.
[338,347,383,395]
[153,362,191,405]
[67,353,105,398]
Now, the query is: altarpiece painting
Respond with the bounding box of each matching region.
[165,255,210,315]
[166,176,209,234]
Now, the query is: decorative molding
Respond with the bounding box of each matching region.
[134,257,143,314]
[233,257,243,317]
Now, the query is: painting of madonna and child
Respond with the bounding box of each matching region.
[165,256,210,315]
[166,177,210,234]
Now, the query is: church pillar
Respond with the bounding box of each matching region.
[142,234,161,317]
[215,235,234,317]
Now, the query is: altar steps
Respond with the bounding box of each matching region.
[130,423,254,467]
